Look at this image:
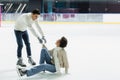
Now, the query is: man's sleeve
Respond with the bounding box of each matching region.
[26,14,39,38]
[53,50,61,73]
[35,20,44,36]
[28,26,39,38]
[63,51,69,73]
[48,49,54,56]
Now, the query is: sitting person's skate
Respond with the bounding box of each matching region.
[16,68,27,77]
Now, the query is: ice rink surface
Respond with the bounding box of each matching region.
[0,22,120,80]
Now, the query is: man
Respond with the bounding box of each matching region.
[17,37,69,77]
[14,9,46,67]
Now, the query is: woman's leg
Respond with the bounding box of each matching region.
[39,48,52,64]
[26,64,56,77]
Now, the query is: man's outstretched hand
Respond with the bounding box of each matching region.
[38,37,43,44]
[42,36,47,43]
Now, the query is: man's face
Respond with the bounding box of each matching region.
[32,14,39,20]
[55,39,61,47]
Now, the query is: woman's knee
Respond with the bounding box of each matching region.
[40,48,47,57]
[42,48,47,51]
[41,48,47,54]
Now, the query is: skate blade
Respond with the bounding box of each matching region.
[28,62,36,67]
[16,66,23,79]
[16,65,26,69]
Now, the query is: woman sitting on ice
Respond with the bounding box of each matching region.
[17,37,69,77]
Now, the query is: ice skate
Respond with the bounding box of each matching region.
[17,58,26,67]
[16,67,26,77]
[28,57,36,65]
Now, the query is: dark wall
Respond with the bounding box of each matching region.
[54,0,120,13]
[28,0,41,12]
[89,1,107,13]
[107,0,120,13]
[1,0,120,13]
[89,0,120,13]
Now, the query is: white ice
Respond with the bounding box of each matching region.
[0,23,120,80]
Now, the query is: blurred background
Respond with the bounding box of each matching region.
[0,0,120,22]
[0,0,120,13]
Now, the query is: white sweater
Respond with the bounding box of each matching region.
[51,47,69,74]
[53,47,61,73]
[14,13,44,37]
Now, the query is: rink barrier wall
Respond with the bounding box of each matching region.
[1,14,120,25]
[2,21,120,24]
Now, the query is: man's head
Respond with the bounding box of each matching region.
[31,9,40,20]
[56,37,68,48]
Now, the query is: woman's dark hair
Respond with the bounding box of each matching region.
[60,37,68,48]
[32,9,40,15]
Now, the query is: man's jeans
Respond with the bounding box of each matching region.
[27,48,56,76]
[14,30,31,58]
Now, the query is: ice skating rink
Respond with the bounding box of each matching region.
[0,22,120,80]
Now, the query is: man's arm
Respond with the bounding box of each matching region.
[28,26,39,38]
[28,26,43,43]
[35,21,46,43]
[53,50,61,74]
[63,51,69,74]
[25,14,39,38]
[35,21,44,36]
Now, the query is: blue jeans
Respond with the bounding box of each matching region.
[14,30,31,58]
[27,48,56,77]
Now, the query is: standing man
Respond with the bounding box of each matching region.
[14,9,46,67]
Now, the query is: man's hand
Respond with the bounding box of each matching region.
[42,36,47,43]
[38,37,43,44]
[42,44,47,49]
